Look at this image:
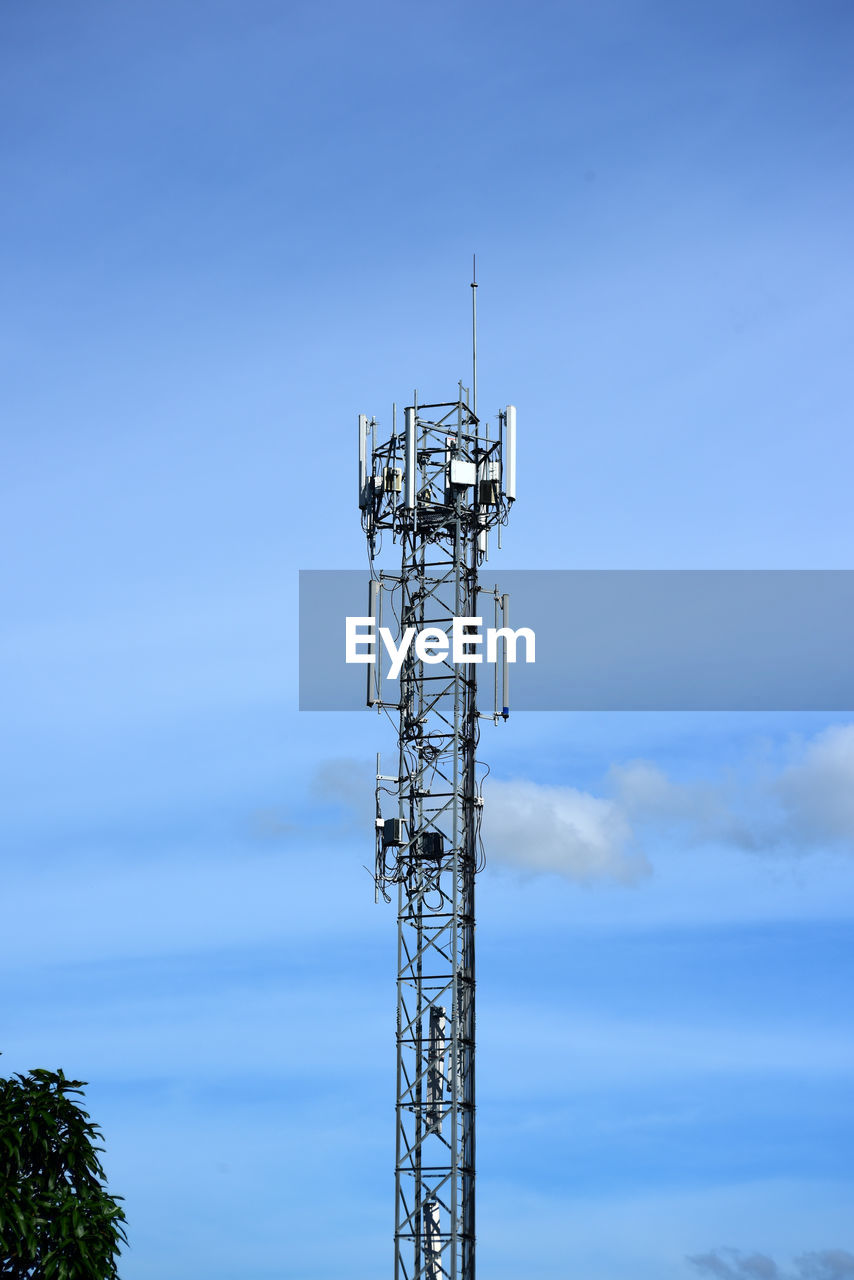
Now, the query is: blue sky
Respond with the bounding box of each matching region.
[2,2,854,1277]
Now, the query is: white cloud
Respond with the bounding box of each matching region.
[777,725,854,845]
[307,722,854,893]
[482,778,650,884]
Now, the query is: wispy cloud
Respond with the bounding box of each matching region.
[688,1249,854,1280]
[796,1254,854,1280]
[312,756,375,825]
[622,724,854,854]
[778,726,854,845]
[313,724,854,888]
[608,759,764,850]
[689,1249,783,1278]
[483,723,854,882]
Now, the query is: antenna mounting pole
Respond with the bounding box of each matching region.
[471,254,478,418]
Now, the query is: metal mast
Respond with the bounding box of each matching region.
[357,299,517,1280]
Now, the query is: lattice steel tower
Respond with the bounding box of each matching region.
[357,284,517,1280]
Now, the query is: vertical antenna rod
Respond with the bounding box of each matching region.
[471,254,478,418]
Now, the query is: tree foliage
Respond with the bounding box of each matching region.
[0,1066,127,1279]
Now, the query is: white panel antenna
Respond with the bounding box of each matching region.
[358,414,369,508]
[501,593,510,718]
[505,405,517,501]
[367,578,380,706]
[404,407,417,509]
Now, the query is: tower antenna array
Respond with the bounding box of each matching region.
[357,282,517,1280]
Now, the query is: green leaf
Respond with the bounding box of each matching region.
[0,1065,128,1277]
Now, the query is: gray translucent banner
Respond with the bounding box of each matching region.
[299,570,854,711]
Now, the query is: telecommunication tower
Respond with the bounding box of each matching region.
[357,277,517,1280]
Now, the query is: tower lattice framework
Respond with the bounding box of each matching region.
[359,389,515,1280]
